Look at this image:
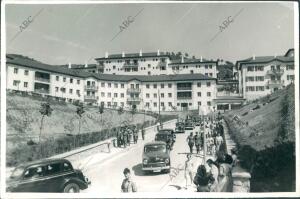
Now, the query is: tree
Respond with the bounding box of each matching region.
[192,55,196,59]
[76,103,85,135]
[98,103,105,123]
[131,104,137,121]
[38,102,53,143]
[184,53,189,58]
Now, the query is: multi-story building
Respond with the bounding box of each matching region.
[6,54,217,113]
[237,49,295,100]
[93,50,218,77]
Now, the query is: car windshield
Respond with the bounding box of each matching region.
[10,167,24,179]
[156,134,168,140]
[145,145,166,153]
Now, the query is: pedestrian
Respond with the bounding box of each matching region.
[193,165,215,192]
[186,132,194,154]
[217,154,232,192]
[194,132,201,154]
[122,130,127,148]
[206,159,219,192]
[121,168,137,193]
[216,134,224,151]
[231,148,238,167]
[184,154,194,189]
[141,127,145,141]
[133,128,138,144]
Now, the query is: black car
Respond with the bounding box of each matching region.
[175,122,185,133]
[7,158,90,193]
[142,141,171,173]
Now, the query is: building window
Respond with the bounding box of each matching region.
[161,102,164,107]
[121,84,124,88]
[63,77,66,82]
[101,92,105,97]
[287,75,294,80]
[69,89,73,94]
[168,93,172,98]
[207,101,211,106]
[161,93,164,98]
[246,76,255,82]
[255,76,264,81]
[168,83,172,88]
[108,93,111,97]
[146,93,150,98]
[76,90,80,95]
[107,102,111,107]
[154,93,157,98]
[108,83,111,88]
[13,80,19,86]
[70,78,73,83]
[114,83,118,88]
[101,82,105,87]
[77,80,80,84]
[198,101,201,106]
[61,88,66,93]
[24,82,28,87]
[114,93,118,98]
[153,102,157,107]
[209,73,213,77]
[121,93,124,98]
[246,86,255,92]
[114,102,118,107]
[207,92,211,97]
[14,68,18,74]
[24,70,29,75]
[161,84,164,89]
[55,87,59,92]
[286,65,294,70]
[197,82,201,87]
[56,76,59,81]
[256,86,264,91]
[168,102,172,107]
[146,84,150,89]
[247,66,254,71]
[255,66,264,71]
[153,84,157,89]
[197,92,201,97]
[121,102,124,107]
[205,65,208,69]
[206,82,211,87]
[148,64,151,68]
[113,65,116,69]
[209,65,212,69]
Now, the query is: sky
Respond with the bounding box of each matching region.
[5,2,295,65]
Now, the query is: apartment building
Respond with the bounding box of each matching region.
[6,54,217,113]
[93,50,218,77]
[237,49,295,101]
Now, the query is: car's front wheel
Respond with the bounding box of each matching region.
[63,183,80,193]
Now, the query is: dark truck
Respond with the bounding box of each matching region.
[175,122,185,133]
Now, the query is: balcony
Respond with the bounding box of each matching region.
[127,97,142,102]
[34,89,50,94]
[123,62,139,68]
[34,76,50,83]
[127,88,141,93]
[266,69,284,76]
[158,62,167,67]
[267,80,283,86]
[84,85,98,91]
[177,87,192,91]
[84,95,97,101]
[177,96,192,100]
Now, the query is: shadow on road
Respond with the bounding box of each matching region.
[132,163,168,176]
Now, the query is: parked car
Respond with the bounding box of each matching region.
[175,122,185,133]
[7,158,90,193]
[142,141,171,173]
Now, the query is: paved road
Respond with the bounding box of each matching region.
[82,121,207,193]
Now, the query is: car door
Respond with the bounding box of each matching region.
[43,162,66,192]
[16,166,46,192]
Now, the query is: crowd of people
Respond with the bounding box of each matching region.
[116,125,145,148]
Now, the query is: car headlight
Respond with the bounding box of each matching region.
[143,159,148,164]
[165,158,169,164]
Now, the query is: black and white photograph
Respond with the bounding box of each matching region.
[1,0,299,198]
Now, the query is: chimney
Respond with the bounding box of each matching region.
[181,55,184,63]
[274,53,277,58]
[85,61,88,68]
[68,62,71,69]
[105,52,108,58]
[200,56,203,62]
[139,49,142,56]
[157,49,160,56]
[253,54,255,60]
[122,52,125,57]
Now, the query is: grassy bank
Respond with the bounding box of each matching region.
[224,84,295,192]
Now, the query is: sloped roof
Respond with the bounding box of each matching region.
[96,52,169,60]
[6,54,216,82]
[169,57,216,65]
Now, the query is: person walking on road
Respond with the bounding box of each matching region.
[184,154,194,189]
[141,127,145,141]
[194,132,201,154]
[133,127,138,144]
[187,132,195,154]
[121,168,137,193]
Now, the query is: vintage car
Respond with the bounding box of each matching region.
[155,129,176,146]
[142,141,171,173]
[6,158,90,193]
[184,121,194,130]
[175,122,185,133]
